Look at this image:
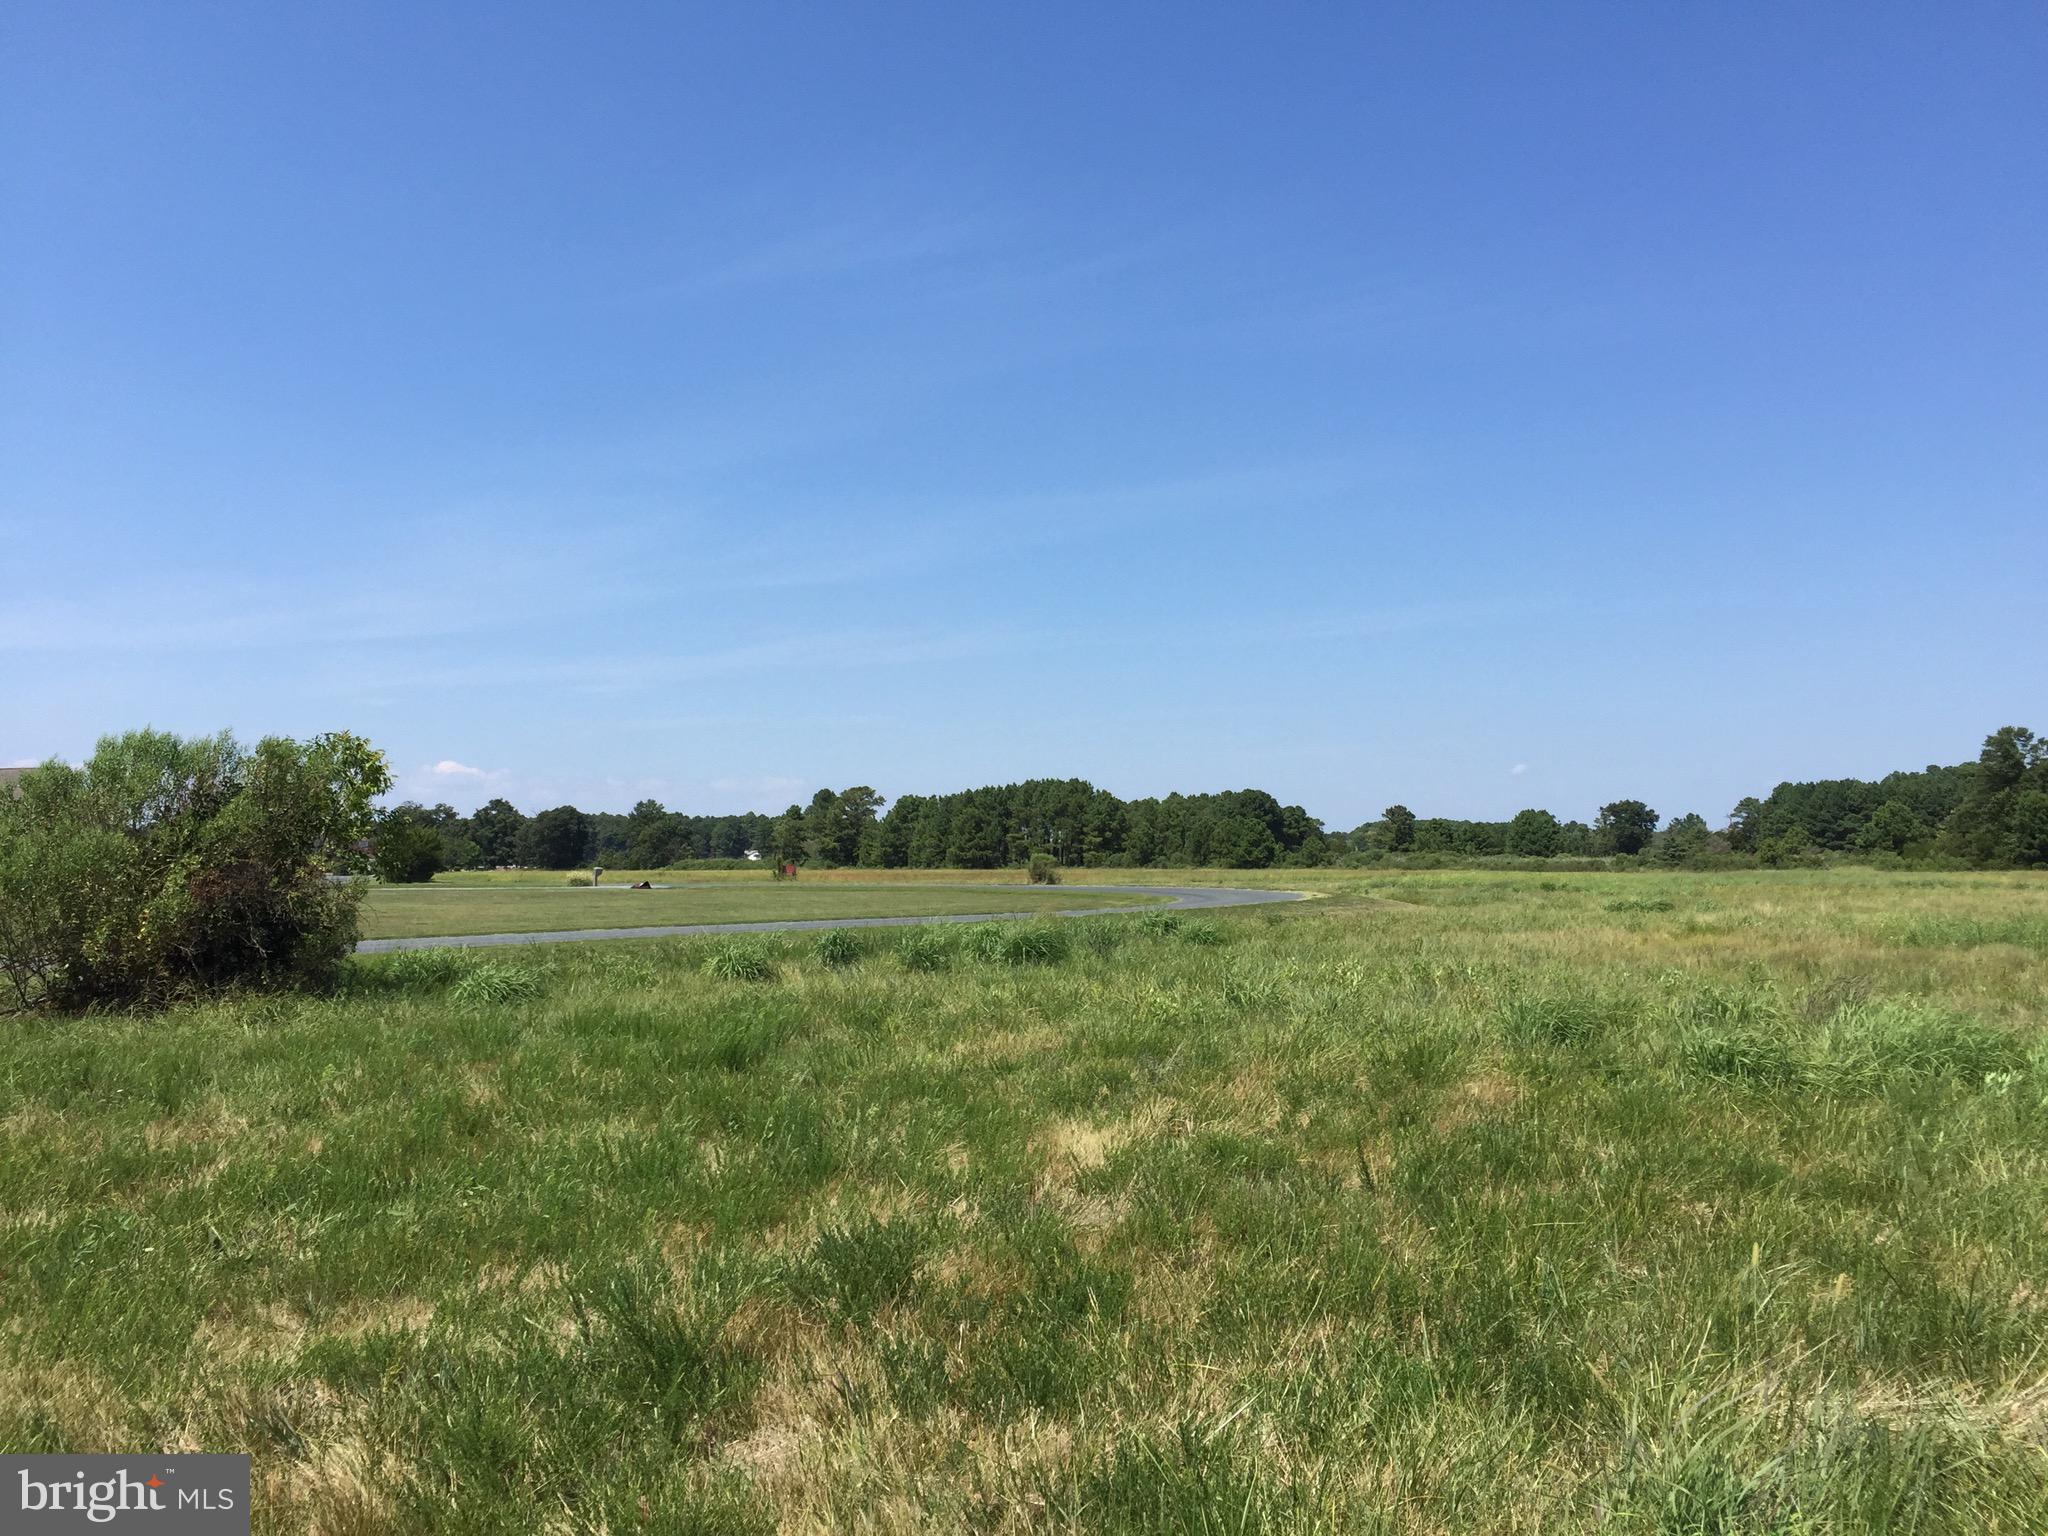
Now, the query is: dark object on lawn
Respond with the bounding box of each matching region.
[631,880,652,889]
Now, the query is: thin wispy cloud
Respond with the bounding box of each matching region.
[378,623,1051,697]
[1193,271,1668,356]
[0,532,651,656]
[359,598,1554,706]
[629,199,1001,302]
[0,590,492,654]
[692,215,992,291]
[1278,600,1536,644]
[704,458,1384,594]
[914,228,1182,308]
[392,758,512,805]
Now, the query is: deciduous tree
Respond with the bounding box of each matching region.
[468,798,526,867]
[374,817,445,883]
[519,805,593,869]
[1382,804,1417,851]
[1507,808,1561,857]
[1596,800,1658,856]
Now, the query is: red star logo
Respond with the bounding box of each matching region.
[147,1476,163,1488]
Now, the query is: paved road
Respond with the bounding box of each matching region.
[355,885,1309,953]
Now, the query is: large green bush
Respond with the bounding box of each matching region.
[0,728,390,1013]
[372,817,445,884]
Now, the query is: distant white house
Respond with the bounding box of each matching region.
[743,848,763,861]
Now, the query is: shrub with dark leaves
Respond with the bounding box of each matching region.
[0,729,389,1013]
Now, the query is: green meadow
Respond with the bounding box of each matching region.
[3,869,2045,1532]
[359,880,1161,941]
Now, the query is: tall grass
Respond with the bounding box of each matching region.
[1,871,2043,1531]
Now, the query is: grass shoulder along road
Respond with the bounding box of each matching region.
[358,880,1165,940]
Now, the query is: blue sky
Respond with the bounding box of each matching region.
[5,3,2042,830]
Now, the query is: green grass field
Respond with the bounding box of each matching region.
[359,880,1163,940]
[3,869,2045,1532]
[419,867,1274,892]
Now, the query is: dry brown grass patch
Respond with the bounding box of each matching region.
[476,1257,569,1297]
[734,1404,1080,1536]
[0,1356,133,1448]
[1036,1117,1120,1175]
[321,1295,437,1339]
[195,1299,306,1364]
[143,1104,251,1152]
[1432,1070,1522,1134]
[254,1430,398,1536]
[458,1064,502,1108]
[932,1244,1011,1302]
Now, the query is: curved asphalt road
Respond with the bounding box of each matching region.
[355,885,1309,953]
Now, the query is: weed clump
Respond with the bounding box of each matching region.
[1220,965,1284,1011]
[569,1254,762,1428]
[590,955,656,989]
[1178,919,1226,947]
[813,928,863,969]
[948,920,1074,965]
[1063,1419,1293,1530]
[1138,910,1183,938]
[691,998,794,1071]
[790,1216,927,1321]
[967,1222,1135,1415]
[451,961,544,1006]
[961,923,1008,962]
[1678,1025,1806,1086]
[996,921,1071,965]
[1608,1387,2034,1535]
[1079,921,1128,956]
[1503,992,1616,1046]
[1819,1001,2026,1088]
[1672,984,2028,1094]
[1607,896,1676,913]
[384,947,470,992]
[897,928,953,972]
[702,939,778,982]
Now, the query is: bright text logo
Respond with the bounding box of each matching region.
[3,1456,249,1533]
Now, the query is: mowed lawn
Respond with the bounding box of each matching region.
[359,881,1164,940]
[2,870,2045,1532]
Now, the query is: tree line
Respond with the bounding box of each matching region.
[1334,727,2042,867]
[371,724,2047,878]
[373,799,782,882]
[1725,725,2045,865]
